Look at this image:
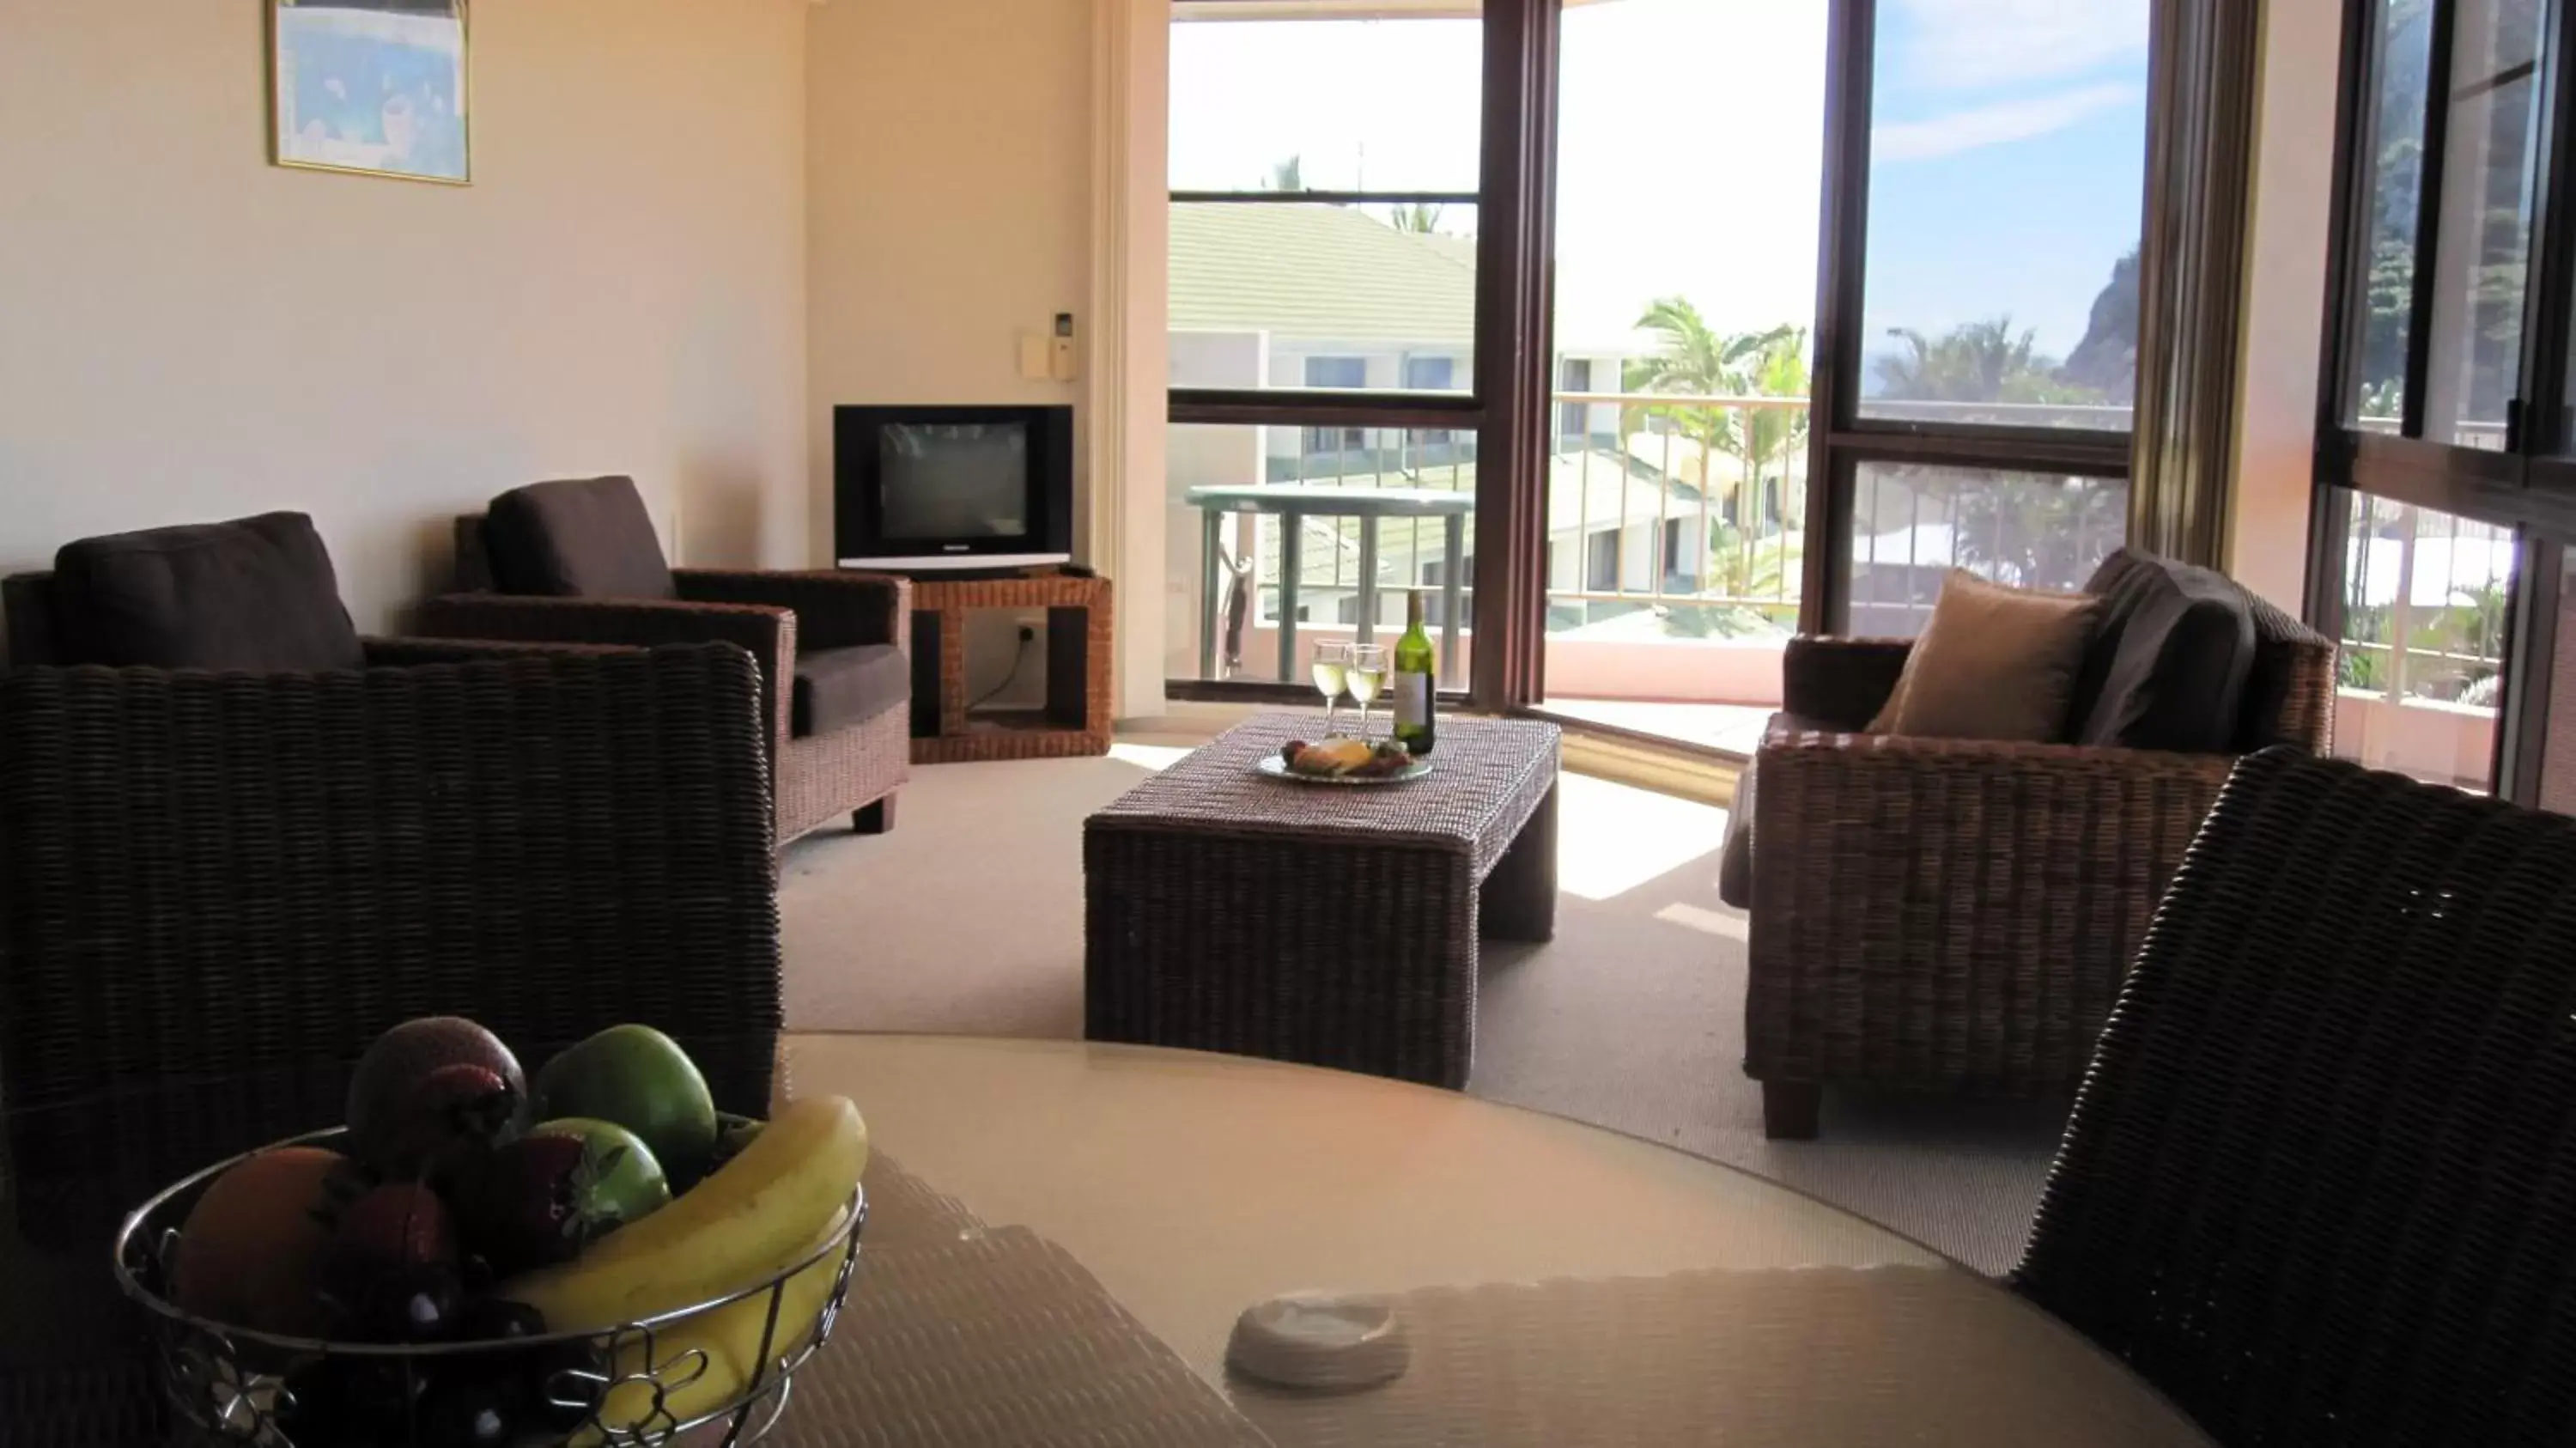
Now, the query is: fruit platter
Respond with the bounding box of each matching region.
[1260,737,1431,786]
[112,1017,869,1448]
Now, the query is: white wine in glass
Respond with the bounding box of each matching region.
[1345,645,1388,740]
[1311,642,1352,734]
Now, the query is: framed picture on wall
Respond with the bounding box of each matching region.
[269,0,471,185]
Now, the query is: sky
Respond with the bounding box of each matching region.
[1169,0,2149,367]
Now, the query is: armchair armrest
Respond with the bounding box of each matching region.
[673,569,911,654]
[362,636,650,667]
[1745,719,2239,1093]
[416,593,793,750]
[1781,636,1915,730]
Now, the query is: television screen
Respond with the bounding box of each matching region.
[880,423,1030,540]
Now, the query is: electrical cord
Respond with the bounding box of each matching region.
[969,633,1036,711]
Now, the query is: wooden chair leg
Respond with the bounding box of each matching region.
[854,794,897,835]
[1762,1082,1821,1141]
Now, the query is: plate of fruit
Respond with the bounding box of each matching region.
[112,1016,869,1448]
[1261,736,1431,785]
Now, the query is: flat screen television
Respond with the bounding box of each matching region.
[834,405,1075,570]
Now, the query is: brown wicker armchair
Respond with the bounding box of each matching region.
[2014,749,2576,1442]
[422,476,912,848]
[3,542,785,1212]
[1732,555,2335,1138]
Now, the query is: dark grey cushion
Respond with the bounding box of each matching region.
[792,644,910,737]
[2072,549,2257,753]
[51,512,364,672]
[483,477,675,599]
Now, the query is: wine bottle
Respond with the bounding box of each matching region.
[1392,589,1437,756]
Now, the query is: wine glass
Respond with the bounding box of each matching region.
[1345,645,1388,741]
[1311,641,1352,736]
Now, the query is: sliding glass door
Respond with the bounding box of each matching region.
[1537,0,1829,755]
[2312,0,2576,799]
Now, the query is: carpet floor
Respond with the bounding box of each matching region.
[781,745,2069,1275]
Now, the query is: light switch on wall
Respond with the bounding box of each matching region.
[1051,312,1078,382]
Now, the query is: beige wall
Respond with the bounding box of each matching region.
[807,0,1103,705]
[0,0,811,636]
[2229,0,2345,613]
[806,0,1095,552]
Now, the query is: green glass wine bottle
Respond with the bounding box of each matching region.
[1392,588,1437,756]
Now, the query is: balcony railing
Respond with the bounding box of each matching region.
[1172,390,2140,693]
[1544,391,1807,636]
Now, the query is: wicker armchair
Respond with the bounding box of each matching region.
[0,634,782,1210]
[422,476,912,848]
[1735,560,2334,1137]
[2013,749,2576,1443]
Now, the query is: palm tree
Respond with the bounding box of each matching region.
[1873,317,2051,403]
[1387,202,1444,234]
[1621,298,1809,529]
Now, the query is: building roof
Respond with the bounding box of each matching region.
[1170,204,1477,346]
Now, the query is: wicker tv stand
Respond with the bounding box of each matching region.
[905,569,1113,764]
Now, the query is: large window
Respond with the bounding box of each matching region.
[1807,0,2152,636]
[1856,3,2148,434]
[1167,4,1488,692]
[2315,0,2576,801]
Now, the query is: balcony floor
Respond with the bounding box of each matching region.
[1541,697,1772,757]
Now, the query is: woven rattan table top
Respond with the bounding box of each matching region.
[1088,714,1560,864]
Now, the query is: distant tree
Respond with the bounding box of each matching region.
[1388,202,1444,234]
[1266,155,1305,192]
[1873,317,2072,403]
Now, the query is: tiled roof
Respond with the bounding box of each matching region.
[1170,204,1476,345]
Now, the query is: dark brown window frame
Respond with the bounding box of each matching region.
[2308,0,2576,802]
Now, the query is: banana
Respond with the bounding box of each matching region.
[579,1204,858,1445]
[502,1094,867,1334]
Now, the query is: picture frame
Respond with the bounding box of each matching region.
[268,0,471,185]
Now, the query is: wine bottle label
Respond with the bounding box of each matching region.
[1394,672,1431,727]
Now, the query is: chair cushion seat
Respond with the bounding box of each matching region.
[793,644,909,737]
[483,476,677,599]
[51,512,364,672]
[2072,550,2257,753]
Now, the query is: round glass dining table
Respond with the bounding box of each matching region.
[0,1033,2212,1447]
[775,1034,2208,1448]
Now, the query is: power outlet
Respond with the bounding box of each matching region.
[1018,624,1037,643]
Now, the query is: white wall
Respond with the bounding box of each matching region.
[2229,0,2345,613]
[0,0,811,636]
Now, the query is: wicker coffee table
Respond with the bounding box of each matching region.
[1084,713,1561,1087]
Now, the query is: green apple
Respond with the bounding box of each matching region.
[531,1025,720,1187]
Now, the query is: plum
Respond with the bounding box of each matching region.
[346,1018,526,1179]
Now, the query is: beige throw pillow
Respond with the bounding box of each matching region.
[1868,570,2103,741]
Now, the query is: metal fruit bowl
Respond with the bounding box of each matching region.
[112,1123,866,1448]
